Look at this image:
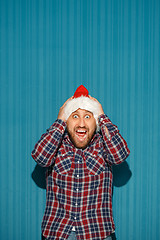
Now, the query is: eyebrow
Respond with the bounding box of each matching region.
[72,109,93,115]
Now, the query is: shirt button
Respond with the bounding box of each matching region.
[75,203,78,206]
[77,175,79,177]
[76,188,79,191]
[74,217,77,220]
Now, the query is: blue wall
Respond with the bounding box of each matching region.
[0,0,160,239]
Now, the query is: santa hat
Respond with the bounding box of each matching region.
[64,85,101,126]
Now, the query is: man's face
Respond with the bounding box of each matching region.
[66,109,97,149]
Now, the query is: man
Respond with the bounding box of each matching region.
[31,85,130,240]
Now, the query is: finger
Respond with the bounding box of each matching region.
[89,95,99,102]
[61,96,73,108]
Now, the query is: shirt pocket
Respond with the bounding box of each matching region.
[85,151,105,175]
[53,151,73,175]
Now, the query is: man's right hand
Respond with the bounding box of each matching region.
[57,97,73,122]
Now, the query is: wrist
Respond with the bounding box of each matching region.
[57,116,66,122]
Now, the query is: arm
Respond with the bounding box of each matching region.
[31,98,72,167]
[89,96,130,165]
[99,114,130,165]
[31,119,66,167]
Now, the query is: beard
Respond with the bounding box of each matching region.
[67,126,96,149]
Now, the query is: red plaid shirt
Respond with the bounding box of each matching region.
[31,114,130,240]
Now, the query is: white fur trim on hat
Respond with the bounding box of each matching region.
[64,96,100,125]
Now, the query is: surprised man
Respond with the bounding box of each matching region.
[31,85,130,240]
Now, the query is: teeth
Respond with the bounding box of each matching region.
[76,130,86,133]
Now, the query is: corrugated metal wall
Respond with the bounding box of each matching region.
[0,0,159,239]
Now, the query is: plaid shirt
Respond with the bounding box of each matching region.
[31,114,130,240]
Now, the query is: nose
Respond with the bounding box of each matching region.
[78,117,85,127]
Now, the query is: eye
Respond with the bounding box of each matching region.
[85,115,90,119]
[73,114,78,119]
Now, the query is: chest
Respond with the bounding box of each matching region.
[53,144,109,177]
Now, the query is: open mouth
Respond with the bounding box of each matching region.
[75,129,87,140]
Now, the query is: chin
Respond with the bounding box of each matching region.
[70,139,88,149]
[75,139,91,149]
[76,144,87,149]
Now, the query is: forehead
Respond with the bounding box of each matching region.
[71,108,93,116]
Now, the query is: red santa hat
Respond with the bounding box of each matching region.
[64,85,101,125]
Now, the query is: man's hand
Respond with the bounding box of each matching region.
[89,96,110,137]
[88,96,104,116]
[57,97,73,122]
